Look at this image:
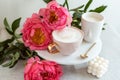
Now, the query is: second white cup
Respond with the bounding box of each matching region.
[81,12,104,43]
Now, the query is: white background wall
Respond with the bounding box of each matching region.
[0,0,120,39]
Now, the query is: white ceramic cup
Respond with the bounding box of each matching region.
[81,12,104,43]
[52,27,84,56]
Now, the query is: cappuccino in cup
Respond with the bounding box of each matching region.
[52,27,84,55]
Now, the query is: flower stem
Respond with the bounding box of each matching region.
[26,50,32,57]
[63,0,69,11]
[63,1,66,7]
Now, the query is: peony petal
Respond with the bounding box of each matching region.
[34,56,41,61]
[39,8,46,17]
[27,57,35,63]
[47,1,59,8]
[24,64,33,74]
[30,29,35,37]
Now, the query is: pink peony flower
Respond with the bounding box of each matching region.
[24,56,63,80]
[22,13,52,50]
[39,1,72,30]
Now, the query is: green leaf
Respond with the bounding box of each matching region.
[65,0,69,10]
[71,10,83,29]
[72,21,81,29]
[4,18,10,28]
[14,52,20,61]
[12,18,21,33]
[73,10,83,19]
[0,57,5,65]
[0,46,4,52]
[0,37,14,46]
[102,23,107,30]
[43,0,52,3]
[70,5,84,11]
[84,0,93,12]
[4,18,13,35]
[89,5,107,13]
[5,28,13,35]
[102,27,105,30]
[9,52,20,68]
[4,45,18,56]
[63,0,69,10]
[2,61,12,67]
[14,34,22,39]
[2,57,14,68]
[63,1,66,7]
[2,52,20,68]
[9,60,18,68]
[15,43,28,52]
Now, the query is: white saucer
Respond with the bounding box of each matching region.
[37,39,102,65]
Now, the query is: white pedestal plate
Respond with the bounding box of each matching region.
[37,39,102,65]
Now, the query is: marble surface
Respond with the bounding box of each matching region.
[0,0,120,80]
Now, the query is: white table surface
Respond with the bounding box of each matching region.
[0,0,120,80]
[0,24,120,80]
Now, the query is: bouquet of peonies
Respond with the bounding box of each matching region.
[22,1,72,50]
[0,0,107,80]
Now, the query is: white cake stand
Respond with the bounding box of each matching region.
[37,39,102,65]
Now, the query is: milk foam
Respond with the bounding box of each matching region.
[52,27,82,43]
[84,13,103,22]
